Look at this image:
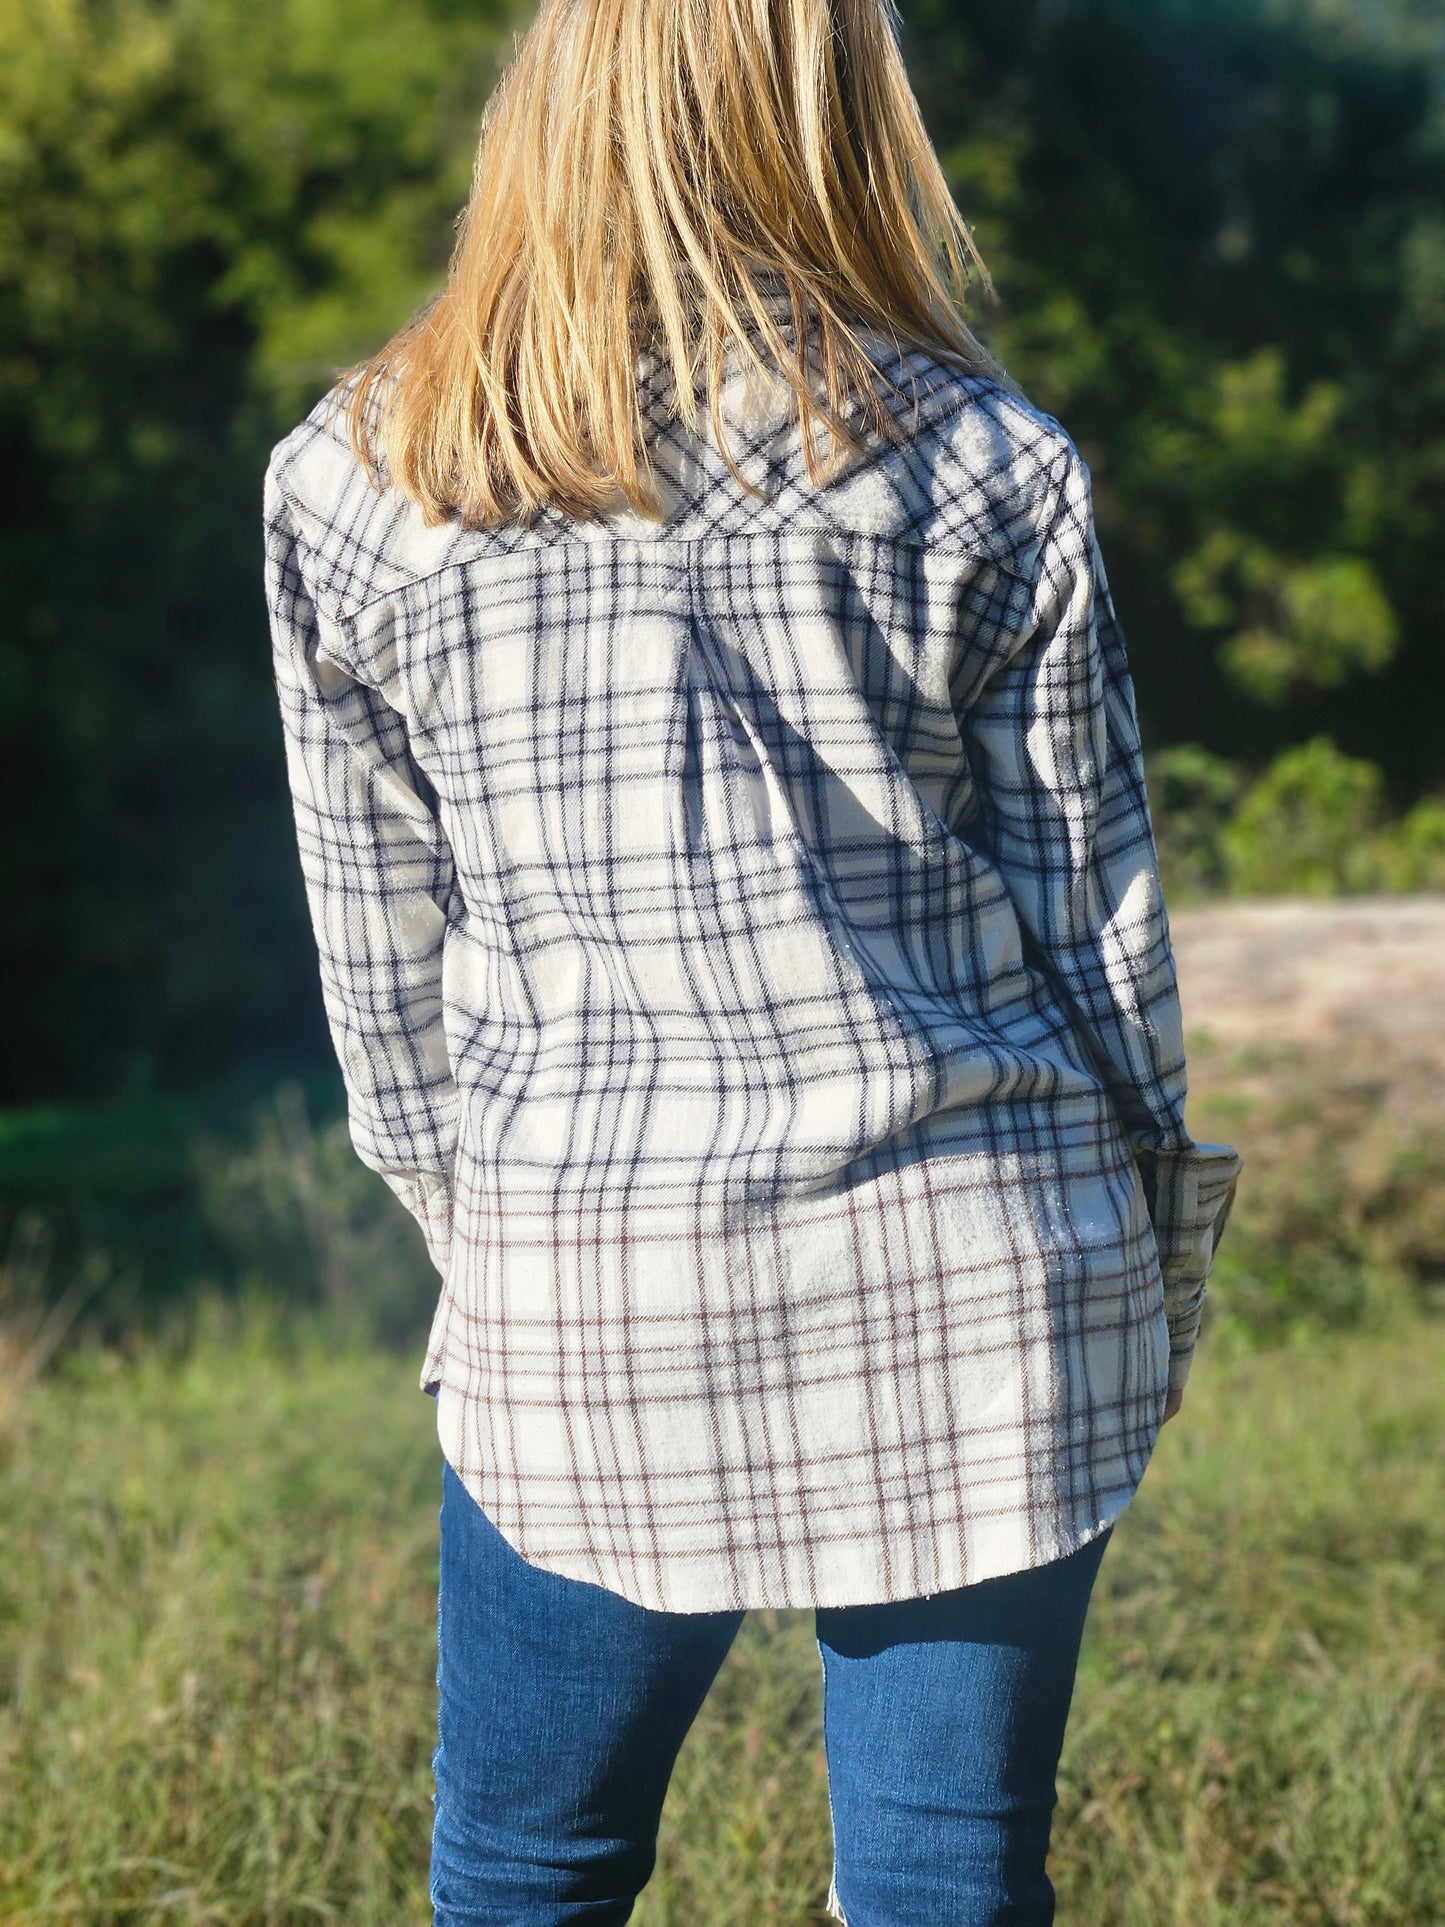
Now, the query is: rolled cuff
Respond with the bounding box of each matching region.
[384,1168,455,1281]
[1133,1140,1244,1393]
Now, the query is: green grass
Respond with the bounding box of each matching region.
[1,1291,1440,1925]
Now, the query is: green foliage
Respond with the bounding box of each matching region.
[1,1296,1440,1922]
[1221,734,1388,894]
[1150,734,1445,901]
[0,1066,352,1340]
[913,0,1445,784]
[1174,532,1398,705]
[1146,744,1247,897]
[1379,796,1445,891]
[0,0,522,1102]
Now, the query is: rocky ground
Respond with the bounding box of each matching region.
[1168,893,1445,1072]
[1164,896,1445,1317]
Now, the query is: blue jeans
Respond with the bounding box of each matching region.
[431,1455,1113,1925]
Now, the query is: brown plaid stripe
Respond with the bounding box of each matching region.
[264,287,1241,1610]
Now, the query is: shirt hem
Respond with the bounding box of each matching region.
[426,1390,1159,1614]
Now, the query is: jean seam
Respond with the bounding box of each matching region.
[430,1464,446,1916]
[816,1634,849,1927]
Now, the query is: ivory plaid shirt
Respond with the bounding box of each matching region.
[264,285,1241,1612]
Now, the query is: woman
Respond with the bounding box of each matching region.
[263,0,1242,1920]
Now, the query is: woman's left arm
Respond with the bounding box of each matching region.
[263,470,461,1279]
[958,441,1242,1394]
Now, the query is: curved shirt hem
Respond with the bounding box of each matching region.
[427,1377,1165,1614]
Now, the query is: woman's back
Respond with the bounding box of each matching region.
[265,282,1240,1612]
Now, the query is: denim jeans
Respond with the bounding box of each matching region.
[430,1455,1114,1925]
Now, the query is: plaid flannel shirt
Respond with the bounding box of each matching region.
[264,286,1241,1611]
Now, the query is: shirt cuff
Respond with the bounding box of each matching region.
[1166,1318,1203,1393]
[387,1169,455,1280]
[1133,1140,1244,1393]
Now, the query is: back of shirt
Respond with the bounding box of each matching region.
[264,288,1241,1611]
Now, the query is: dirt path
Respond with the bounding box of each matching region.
[1167,894,1445,1071]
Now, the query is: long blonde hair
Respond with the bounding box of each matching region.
[342,0,1011,529]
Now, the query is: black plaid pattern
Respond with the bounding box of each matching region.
[264,287,1241,1610]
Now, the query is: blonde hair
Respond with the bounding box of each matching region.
[342,0,1011,528]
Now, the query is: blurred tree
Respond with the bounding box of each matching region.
[0,0,521,1103]
[1221,733,1387,892]
[1142,743,1246,899]
[909,0,1445,781]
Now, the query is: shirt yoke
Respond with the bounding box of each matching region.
[265,332,1080,630]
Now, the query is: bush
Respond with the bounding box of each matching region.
[1373,796,1445,891]
[1220,734,1387,895]
[1146,743,1246,900]
[1149,737,1445,902]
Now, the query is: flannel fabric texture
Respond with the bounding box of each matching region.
[264,285,1242,1612]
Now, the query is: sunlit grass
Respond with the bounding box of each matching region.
[0,1290,1439,1924]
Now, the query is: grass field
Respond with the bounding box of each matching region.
[0,1287,1440,1925]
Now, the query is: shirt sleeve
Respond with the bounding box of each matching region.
[959,443,1242,1392]
[263,469,461,1280]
